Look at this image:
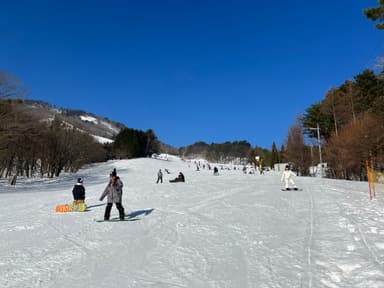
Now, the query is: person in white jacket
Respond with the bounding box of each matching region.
[281,165,298,190]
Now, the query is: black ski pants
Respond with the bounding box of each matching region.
[104,202,125,220]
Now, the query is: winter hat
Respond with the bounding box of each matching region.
[285,165,290,170]
[77,177,83,184]
[110,168,117,177]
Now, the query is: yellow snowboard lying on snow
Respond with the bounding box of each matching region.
[56,200,87,212]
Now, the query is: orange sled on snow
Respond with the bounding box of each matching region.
[55,201,87,213]
[55,204,72,213]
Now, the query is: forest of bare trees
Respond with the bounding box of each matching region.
[282,69,384,179]
[0,71,107,182]
[280,4,384,179]
[1,1,383,182]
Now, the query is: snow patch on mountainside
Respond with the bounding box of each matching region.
[80,115,98,124]
[92,135,113,144]
[99,120,120,134]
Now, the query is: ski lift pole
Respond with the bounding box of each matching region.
[316,123,322,165]
[366,160,372,200]
[307,123,323,176]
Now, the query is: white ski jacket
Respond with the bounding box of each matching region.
[281,170,296,181]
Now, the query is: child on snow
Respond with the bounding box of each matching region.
[99,168,125,221]
[71,177,87,211]
[72,177,85,202]
[156,169,163,184]
[281,165,298,190]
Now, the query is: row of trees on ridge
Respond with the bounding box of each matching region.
[0,71,160,181]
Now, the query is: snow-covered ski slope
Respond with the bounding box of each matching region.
[1,156,384,288]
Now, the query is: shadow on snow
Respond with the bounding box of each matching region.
[127,208,154,218]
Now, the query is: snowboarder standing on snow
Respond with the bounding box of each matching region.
[99,168,125,221]
[156,169,163,184]
[281,165,298,190]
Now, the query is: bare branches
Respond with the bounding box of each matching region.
[325,113,384,180]
[284,117,311,175]
[0,71,28,99]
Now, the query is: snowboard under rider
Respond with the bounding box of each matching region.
[99,168,125,221]
[281,165,298,190]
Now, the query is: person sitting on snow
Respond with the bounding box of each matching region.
[281,165,298,190]
[72,177,85,203]
[213,166,219,175]
[72,177,87,211]
[178,172,185,182]
[170,172,185,183]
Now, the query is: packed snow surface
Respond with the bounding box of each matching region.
[1,157,384,288]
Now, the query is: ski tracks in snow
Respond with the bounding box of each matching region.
[333,190,384,286]
[4,159,384,287]
[154,181,252,287]
[304,180,384,288]
[304,185,314,288]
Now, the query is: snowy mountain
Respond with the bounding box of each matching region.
[21,100,126,143]
[1,156,384,287]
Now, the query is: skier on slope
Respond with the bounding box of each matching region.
[99,168,125,221]
[156,169,163,184]
[281,165,298,190]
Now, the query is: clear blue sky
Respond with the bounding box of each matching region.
[0,0,382,148]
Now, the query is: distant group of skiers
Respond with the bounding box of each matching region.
[70,163,298,221]
[156,169,185,183]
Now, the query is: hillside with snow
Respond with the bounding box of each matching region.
[21,100,126,142]
[1,156,384,288]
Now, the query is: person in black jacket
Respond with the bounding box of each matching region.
[213,167,219,175]
[72,177,85,203]
[169,172,185,183]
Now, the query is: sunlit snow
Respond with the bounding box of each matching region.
[1,156,384,287]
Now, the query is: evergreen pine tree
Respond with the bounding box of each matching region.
[364,1,384,29]
[270,142,279,168]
